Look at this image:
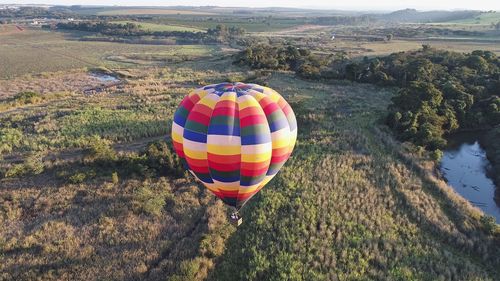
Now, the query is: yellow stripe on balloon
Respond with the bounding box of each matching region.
[238,96,260,109]
[184,148,207,159]
[212,181,241,192]
[172,131,183,143]
[219,92,237,101]
[238,184,262,194]
[198,93,219,108]
[272,137,290,149]
[242,152,272,162]
[207,144,240,155]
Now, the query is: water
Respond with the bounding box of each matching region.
[440,132,500,222]
[89,72,120,83]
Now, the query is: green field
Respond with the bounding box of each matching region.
[0,27,217,79]
[153,17,308,32]
[97,8,216,15]
[444,11,500,25]
[111,21,205,32]
[1,61,499,280]
[2,25,500,80]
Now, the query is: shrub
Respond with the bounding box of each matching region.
[12,91,43,105]
[169,259,201,281]
[133,182,169,217]
[83,135,117,164]
[480,215,498,234]
[0,127,23,155]
[111,171,119,184]
[4,152,45,178]
[145,140,184,177]
[69,172,86,184]
[430,149,443,161]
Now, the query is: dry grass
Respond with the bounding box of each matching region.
[1,49,498,281]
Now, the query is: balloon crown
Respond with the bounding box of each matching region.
[202,82,263,96]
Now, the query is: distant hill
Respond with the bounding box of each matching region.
[374,8,482,23]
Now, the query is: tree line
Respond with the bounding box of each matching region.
[234,43,330,78]
[56,21,245,44]
[341,46,499,149]
[235,44,500,151]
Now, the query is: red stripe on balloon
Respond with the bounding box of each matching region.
[185,162,210,173]
[239,106,262,118]
[241,167,268,177]
[271,153,290,164]
[240,114,267,127]
[207,160,241,172]
[187,111,211,126]
[212,106,237,116]
[262,102,280,116]
[207,153,241,163]
[240,161,269,170]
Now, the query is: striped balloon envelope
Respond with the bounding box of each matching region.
[171,82,297,210]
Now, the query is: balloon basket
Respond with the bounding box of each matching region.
[230,212,242,226]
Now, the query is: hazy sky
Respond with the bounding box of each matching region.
[1,0,499,11]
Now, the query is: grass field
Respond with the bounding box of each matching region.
[1,59,499,280]
[1,8,499,280]
[153,17,309,32]
[444,11,500,25]
[111,21,204,32]
[0,27,218,79]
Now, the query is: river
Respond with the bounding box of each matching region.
[440,132,500,222]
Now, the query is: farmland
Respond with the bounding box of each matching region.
[97,8,216,16]
[111,21,204,32]
[0,5,499,281]
[0,27,218,79]
[2,24,500,79]
[443,11,500,25]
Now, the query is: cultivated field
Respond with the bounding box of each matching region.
[97,8,216,16]
[111,21,204,32]
[444,11,500,25]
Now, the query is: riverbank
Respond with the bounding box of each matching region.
[439,131,500,221]
[483,126,500,204]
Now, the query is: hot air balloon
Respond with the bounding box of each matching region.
[171,82,297,225]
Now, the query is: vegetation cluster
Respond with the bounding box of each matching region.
[234,43,330,78]
[340,47,500,149]
[56,21,245,44]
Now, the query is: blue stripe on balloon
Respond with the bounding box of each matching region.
[195,173,214,183]
[183,129,207,143]
[173,112,187,126]
[207,124,241,135]
[269,118,289,132]
[240,177,265,186]
[212,174,240,182]
[241,134,271,145]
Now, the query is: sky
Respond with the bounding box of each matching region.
[1,0,499,11]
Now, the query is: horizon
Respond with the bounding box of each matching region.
[1,1,500,12]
